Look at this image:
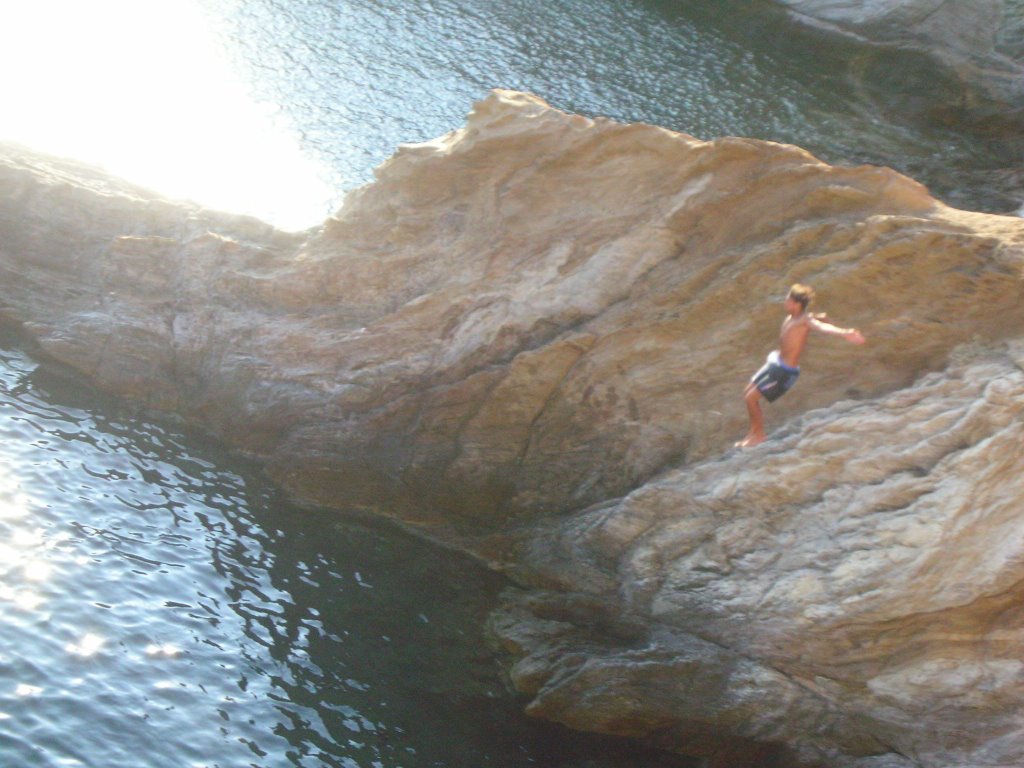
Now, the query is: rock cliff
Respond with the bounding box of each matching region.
[776,0,1024,107]
[2,91,1024,767]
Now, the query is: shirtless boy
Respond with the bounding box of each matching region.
[737,284,865,448]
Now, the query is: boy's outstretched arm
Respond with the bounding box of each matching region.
[809,316,866,344]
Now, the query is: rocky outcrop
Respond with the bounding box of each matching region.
[775,0,1024,106]
[2,91,1024,766]
[495,346,1024,767]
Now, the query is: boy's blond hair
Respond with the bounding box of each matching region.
[788,283,815,310]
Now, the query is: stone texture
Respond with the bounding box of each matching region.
[498,345,1024,767]
[2,91,1024,766]
[775,0,1024,105]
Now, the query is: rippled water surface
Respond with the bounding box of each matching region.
[199,0,1023,215]
[0,336,694,767]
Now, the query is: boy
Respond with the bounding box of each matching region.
[737,284,865,447]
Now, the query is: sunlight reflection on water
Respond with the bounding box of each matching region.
[0,337,695,767]
[0,0,335,230]
[4,0,1021,234]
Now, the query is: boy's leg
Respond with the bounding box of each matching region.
[738,382,767,447]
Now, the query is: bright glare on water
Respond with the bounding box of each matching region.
[0,337,694,768]
[0,1,335,230]
[2,0,1022,230]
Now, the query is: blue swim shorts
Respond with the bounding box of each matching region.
[751,350,800,403]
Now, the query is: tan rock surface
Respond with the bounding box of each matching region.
[500,345,1024,766]
[2,91,1024,766]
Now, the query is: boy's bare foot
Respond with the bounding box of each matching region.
[735,433,766,448]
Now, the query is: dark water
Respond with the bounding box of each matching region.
[198,0,1023,217]
[0,334,694,767]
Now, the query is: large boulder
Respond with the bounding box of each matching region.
[495,345,1024,767]
[2,91,1024,766]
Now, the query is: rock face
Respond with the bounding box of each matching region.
[2,91,1024,767]
[775,0,1024,106]
[496,347,1024,767]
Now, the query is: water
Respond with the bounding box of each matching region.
[3,1,1019,225]
[0,333,694,767]
[197,0,1023,218]
[2,4,1021,764]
